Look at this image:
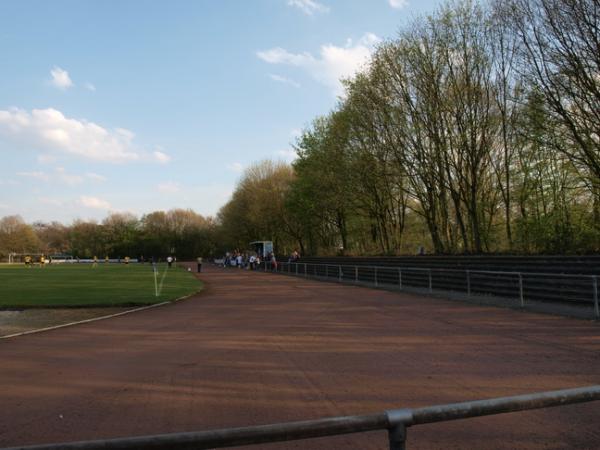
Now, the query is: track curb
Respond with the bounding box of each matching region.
[0,291,200,340]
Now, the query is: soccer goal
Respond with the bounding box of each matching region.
[7,252,44,264]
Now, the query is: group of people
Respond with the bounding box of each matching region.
[222,249,301,271]
[24,255,47,267]
[223,251,262,270]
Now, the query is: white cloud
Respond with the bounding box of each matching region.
[37,154,57,164]
[277,149,298,163]
[16,168,107,185]
[55,167,84,186]
[86,172,106,182]
[257,33,381,96]
[269,74,301,88]
[153,150,171,164]
[17,171,50,181]
[157,181,181,193]
[0,203,9,209]
[38,197,64,207]
[389,0,409,9]
[287,0,329,15]
[79,195,111,210]
[227,162,245,173]
[84,82,96,91]
[0,107,170,164]
[50,66,73,90]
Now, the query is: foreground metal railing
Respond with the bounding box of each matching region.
[3,386,599,450]
[266,261,600,319]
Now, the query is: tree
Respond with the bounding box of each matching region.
[0,215,40,258]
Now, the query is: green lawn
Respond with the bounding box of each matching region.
[0,263,202,308]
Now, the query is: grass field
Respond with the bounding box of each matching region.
[0,263,202,308]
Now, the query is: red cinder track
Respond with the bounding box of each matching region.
[1,265,599,449]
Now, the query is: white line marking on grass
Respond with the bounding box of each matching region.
[0,292,198,340]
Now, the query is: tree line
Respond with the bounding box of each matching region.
[2,0,598,259]
[221,0,600,256]
[0,210,218,260]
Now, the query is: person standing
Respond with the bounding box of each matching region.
[167,255,173,268]
[196,256,202,273]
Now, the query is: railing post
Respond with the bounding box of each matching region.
[304,263,307,277]
[593,276,599,320]
[386,408,412,450]
[295,263,298,275]
[519,273,524,307]
[339,265,342,282]
[388,424,407,450]
[375,267,378,287]
[428,269,432,293]
[398,268,402,289]
[466,270,471,298]
[355,266,358,283]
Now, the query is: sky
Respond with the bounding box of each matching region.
[0,0,443,224]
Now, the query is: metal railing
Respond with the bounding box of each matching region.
[265,262,600,319]
[3,386,599,450]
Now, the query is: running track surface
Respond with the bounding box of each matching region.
[1,265,599,450]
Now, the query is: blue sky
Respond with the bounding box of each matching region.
[0,0,442,223]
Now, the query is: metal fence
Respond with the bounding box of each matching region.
[3,386,599,450]
[263,261,600,319]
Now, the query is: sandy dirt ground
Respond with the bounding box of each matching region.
[0,265,598,449]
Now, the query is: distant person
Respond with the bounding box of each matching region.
[249,254,256,270]
[140,255,145,264]
[197,256,203,273]
[24,255,32,268]
[39,254,46,268]
[167,255,173,268]
[124,256,130,265]
[105,255,109,264]
[92,255,98,268]
[270,252,277,271]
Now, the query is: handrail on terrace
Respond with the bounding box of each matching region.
[272,261,600,318]
[3,386,599,450]
[279,261,597,278]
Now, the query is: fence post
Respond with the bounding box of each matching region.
[355,266,358,283]
[467,270,471,298]
[339,265,342,282]
[398,268,402,289]
[428,269,432,293]
[519,273,524,307]
[295,263,298,276]
[375,267,378,287]
[388,424,407,450]
[593,276,599,320]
